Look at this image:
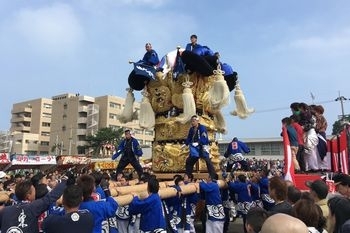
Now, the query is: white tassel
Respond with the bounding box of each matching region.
[230,81,255,119]
[208,66,230,110]
[213,110,227,134]
[118,88,137,123]
[139,89,155,129]
[176,75,196,124]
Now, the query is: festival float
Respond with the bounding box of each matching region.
[119,46,255,178]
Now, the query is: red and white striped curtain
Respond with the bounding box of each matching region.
[328,128,349,174]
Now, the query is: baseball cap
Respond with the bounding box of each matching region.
[333,173,350,186]
[305,179,328,199]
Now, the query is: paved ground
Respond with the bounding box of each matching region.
[194,218,245,233]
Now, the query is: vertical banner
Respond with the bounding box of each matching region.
[282,126,295,183]
[329,128,349,174]
[339,128,349,174]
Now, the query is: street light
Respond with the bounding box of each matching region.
[335,95,348,121]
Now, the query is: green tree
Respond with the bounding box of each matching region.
[332,115,350,135]
[85,127,124,158]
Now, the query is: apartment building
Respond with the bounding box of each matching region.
[95,95,154,147]
[49,93,154,156]
[10,98,53,155]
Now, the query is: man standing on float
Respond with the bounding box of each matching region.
[183,115,216,177]
[112,129,143,179]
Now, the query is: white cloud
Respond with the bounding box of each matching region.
[12,3,84,55]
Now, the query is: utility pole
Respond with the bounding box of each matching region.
[335,92,348,121]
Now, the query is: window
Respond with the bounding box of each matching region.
[144,140,152,146]
[134,129,143,134]
[271,143,281,155]
[247,144,256,155]
[42,122,50,127]
[261,143,271,155]
[43,103,52,109]
[145,130,154,136]
[261,143,281,155]
[41,132,50,136]
[41,141,49,146]
[63,103,68,109]
[109,102,121,109]
[62,126,66,131]
[42,113,51,118]
[109,113,118,120]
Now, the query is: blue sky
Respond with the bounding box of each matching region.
[1,0,349,139]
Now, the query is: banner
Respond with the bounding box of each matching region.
[328,128,349,174]
[282,126,295,183]
[11,155,56,165]
[0,153,10,164]
[57,156,91,165]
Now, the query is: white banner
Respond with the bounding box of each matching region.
[11,155,56,165]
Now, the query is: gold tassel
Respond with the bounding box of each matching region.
[230,81,255,119]
[139,88,155,129]
[176,74,196,124]
[118,88,137,123]
[208,65,230,110]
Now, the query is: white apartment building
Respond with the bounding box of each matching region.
[10,98,52,155]
[49,93,154,156]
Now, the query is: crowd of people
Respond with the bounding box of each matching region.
[1,167,350,233]
[0,37,348,233]
[282,102,329,173]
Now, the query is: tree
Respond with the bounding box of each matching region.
[85,127,124,158]
[332,115,350,135]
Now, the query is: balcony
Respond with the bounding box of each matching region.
[11,106,32,114]
[11,115,31,123]
[78,96,95,103]
[78,106,88,112]
[77,117,87,124]
[76,129,87,135]
[12,125,30,132]
[76,141,87,147]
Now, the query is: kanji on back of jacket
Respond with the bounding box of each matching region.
[120,45,254,175]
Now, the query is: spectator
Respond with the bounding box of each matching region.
[261,213,309,233]
[281,117,300,171]
[287,185,301,206]
[268,176,292,215]
[305,180,329,218]
[333,173,350,198]
[42,185,94,233]
[328,196,350,233]
[245,207,268,233]
[292,198,327,233]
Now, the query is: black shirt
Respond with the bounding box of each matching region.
[43,210,94,233]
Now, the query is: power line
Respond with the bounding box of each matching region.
[223,99,340,116]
